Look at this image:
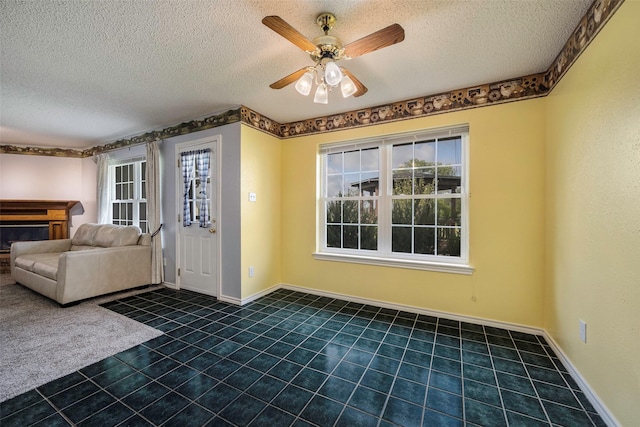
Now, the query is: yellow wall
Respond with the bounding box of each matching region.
[280,99,547,327]
[544,2,640,425]
[240,125,283,299]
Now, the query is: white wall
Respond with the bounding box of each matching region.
[0,153,96,235]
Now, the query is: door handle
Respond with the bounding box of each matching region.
[209,228,216,233]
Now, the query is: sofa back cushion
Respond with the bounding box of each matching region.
[71,223,141,249]
[71,223,100,246]
[95,224,141,247]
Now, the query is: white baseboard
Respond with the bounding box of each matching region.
[542,333,620,427]
[217,294,241,305]
[240,284,281,305]
[279,283,544,336]
[220,281,619,426]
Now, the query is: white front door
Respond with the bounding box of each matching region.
[176,136,220,296]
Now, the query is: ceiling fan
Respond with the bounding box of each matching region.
[262,13,405,104]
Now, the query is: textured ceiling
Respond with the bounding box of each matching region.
[1,0,592,149]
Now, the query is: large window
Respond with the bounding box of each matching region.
[317,126,471,273]
[109,159,148,233]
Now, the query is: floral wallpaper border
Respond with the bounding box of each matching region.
[0,0,622,158]
[241,0,623,138]
[0,109,241,158]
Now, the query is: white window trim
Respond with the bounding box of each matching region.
[108,157,147,232]
[316,125,473,275]
[312,251,474,274]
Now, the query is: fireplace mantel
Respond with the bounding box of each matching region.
[0,199,80,241]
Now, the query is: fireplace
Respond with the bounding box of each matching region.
[0,200,80,272]
[0,223,50,252]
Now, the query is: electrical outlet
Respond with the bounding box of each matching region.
[249,192,257,202]
[579,320,587,343]
[248,266,255,277]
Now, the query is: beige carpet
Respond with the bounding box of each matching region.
[0,274,163,402]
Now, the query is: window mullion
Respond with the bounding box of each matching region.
[378,144,391,254]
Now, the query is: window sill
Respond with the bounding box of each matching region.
[312,252,474,275]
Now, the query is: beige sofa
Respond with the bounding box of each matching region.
[10,223,152,305]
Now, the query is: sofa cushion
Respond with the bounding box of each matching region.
[31,254,60,280]
[15,253,61,280]
[138,234,151,246]
[94,224,141,247]
[72,223,100,246]
[14,256,36,271]
[71,223,141,248]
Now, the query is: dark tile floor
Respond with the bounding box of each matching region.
[1,288,605,426]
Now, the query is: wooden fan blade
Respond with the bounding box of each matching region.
[342,68,368,97]
[343,23,405,58]
[262,16,318,52]
[269,68,309,89]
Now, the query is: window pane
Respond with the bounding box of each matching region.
[343,200,358,224]
[414,140,435,165]
[327,175,342,197]
[437,166,462,193]
[360,172,379,196]
[392,143,413,168]
[392,226,412,253]
[437,198,461,226]
[326,201,342,224]
[344,173,360,196]
[344,150,360,173]
[126,203,133,219]
[415,227,435,255]
[438,227,461,256]
[327,153,342,174]
[139,202,147,221]
[361,225,377,250]
[392,170,412,195]
[392,199,412,225]
[188,182,194,199]
[327,225,341,247]
[361,148,378,171]
[115,184,122,200]
[343,225,358,249]
[415,168,436,194]
[360,200,377,225]
[112,204,120,220]
[438,137,462,165]
[414,199,435,225]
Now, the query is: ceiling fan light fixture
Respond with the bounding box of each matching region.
[264,13,404,103]
[314,84,329,104]
[340,75,357,97]
[324,61,343,87]
[295,71,314,96]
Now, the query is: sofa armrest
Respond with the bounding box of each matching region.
[10,239,72,270]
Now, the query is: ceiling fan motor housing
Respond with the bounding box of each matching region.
[311,35,344,62]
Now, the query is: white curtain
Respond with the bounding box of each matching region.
[146,141,164,284]
[95,153,110,224]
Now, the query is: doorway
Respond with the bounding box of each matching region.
[175,136,221,296]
